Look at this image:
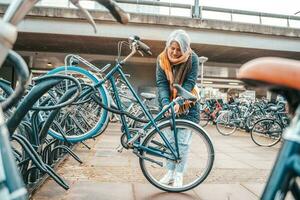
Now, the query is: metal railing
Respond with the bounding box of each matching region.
[201,6,300,28]
[0,0,300,28]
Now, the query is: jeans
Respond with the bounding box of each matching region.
[163,128,192,173]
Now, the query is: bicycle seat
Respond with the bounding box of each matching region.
[173,84,197,101]
[238,57,300,91]
[140,92,156,100]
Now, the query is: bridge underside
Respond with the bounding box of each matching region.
[2,5,300,93]
[15,32,300,65]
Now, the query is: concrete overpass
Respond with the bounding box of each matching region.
[1,3,300,95]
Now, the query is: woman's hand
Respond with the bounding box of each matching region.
[174,103,180,113]
[163,103,180,116]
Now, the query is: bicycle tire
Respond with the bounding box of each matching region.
[46,66,110,142]
[251,118,282,147]
[199,110,209,127]
[139,119,214,192]
[216,111,237,136]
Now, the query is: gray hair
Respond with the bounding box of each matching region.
[166,29,191,53]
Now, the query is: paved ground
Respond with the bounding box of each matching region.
[31,123,282,200]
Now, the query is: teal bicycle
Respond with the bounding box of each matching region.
[49,36,215,192]
[238,57,300,199]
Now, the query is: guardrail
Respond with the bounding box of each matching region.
[201,6,300,28]
[0,0,299,28]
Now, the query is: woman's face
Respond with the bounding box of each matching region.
[167,41,182,60]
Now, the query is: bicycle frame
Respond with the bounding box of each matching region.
[94,62,181,161]
[0,107,27,200]
[261,106,300,199]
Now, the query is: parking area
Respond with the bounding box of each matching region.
[32,123,281,200]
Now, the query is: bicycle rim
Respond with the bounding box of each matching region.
[139,120,214,192]
[46,66,109,142]
[216,112,237,136]
[199,110,209,127]
[251,119,282,147]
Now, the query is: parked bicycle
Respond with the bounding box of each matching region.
[0,0,130,199]
[48,36,215,192]
[238,57,300,199]
[251,104,289,147]
[199,99,222,127]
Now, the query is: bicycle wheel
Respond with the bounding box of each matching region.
[199,109,210,127]
[139,119,214,192]
[216,111,237,136]
[46,66,110,142]
[251,118,282,147]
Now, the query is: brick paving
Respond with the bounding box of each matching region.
[31,123,282,200]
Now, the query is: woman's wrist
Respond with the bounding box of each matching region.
[161,98,170,107]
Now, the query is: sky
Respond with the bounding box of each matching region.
[190,0,300,15]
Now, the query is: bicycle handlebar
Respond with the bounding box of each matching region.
[1,50,29,112]
[3,0,129,28]
[3,0,39,25]
[70,0,98,33]
[120,36,152,64]
[0,0,130,110]
[130,35,152,56]
[95,0,130,24]
[0,21,17,67]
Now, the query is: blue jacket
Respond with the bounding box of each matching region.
[156,51,200,123]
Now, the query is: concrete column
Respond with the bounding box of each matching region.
[193,0,201,18]
[199,56,208,99]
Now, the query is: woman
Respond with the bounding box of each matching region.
[156,29,200,187]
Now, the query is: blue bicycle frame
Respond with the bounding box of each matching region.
[94,61,181,161]
[261,106,300,200]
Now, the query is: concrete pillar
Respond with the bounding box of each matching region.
[193,0,201,18]
[199,56,208,99]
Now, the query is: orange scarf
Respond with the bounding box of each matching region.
[159,49,200,114]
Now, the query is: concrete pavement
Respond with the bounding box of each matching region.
[31,123,282,200]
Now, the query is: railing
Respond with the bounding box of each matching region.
[0,0,300,28]
[201,6,300,28]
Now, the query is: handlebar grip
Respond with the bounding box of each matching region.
[95,0,130,24]
[3,0,39,25]
[0,21,17,67]
[2,50,29,111]
[136,40,152,56]
[71,0,97,33]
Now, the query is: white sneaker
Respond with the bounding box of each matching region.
[159,170,174,185]
[172,172,183,187]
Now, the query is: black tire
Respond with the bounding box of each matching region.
[139,119,214,192]
[47,67,110,141]
[199,110,210,127]
[251,118,282,147]
[216,111,237,136]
